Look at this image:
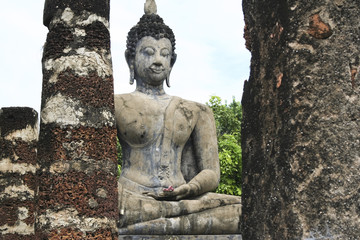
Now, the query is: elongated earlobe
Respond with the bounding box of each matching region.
[125,49,135,85]
[166,73,171,88]
[129,65,135,85]
[167,54,176,87]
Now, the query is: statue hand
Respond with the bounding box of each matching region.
[142,191,159,199]
[143,184,196,200]
[142,188,184,200]
[160,184,193,200]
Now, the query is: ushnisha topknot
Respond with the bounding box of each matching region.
[144,0,157,15]
[126,0,176,61]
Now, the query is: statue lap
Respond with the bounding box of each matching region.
[118,188,241,235]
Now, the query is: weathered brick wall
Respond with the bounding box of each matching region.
[36,0,118,238]
[242,0,360,239]
[0,107,38,239]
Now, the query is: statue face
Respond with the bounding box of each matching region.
[134,36,173,86]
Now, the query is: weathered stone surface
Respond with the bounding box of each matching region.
[119,235,242,240]
[0,107,38,239]
[144,0,157,15]
[36,0,118,238]
[242,0,360,239]
[118,192,241,234]
[119,203,241,235]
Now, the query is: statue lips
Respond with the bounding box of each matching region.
[150,65,164,74]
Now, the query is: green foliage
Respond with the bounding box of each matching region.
[217,134,242,196]
[207,96,242,196]
[117,137,122,177]
[206,96,242,145]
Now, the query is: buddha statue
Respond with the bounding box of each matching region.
[115,0,241,235]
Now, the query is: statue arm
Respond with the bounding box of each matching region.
[187,105,220,195]
[161,105,220,200]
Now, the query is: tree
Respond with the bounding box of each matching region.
[207,96,242,144]
[206,96,242,196]
[242,0,359,238]
[216,134,242,196]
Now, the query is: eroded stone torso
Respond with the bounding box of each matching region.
[114,92,198,195]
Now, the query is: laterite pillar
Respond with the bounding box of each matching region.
[36,0,118,238]
[0,107,38,239]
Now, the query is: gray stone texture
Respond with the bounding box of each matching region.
[0,107,38,239]
[119,235,242,240]
[118,191,241,235]
[242,0,360,239]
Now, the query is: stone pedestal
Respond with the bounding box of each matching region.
[0,107,38,239]
[241,0,360,239]
[119,235,242,240]
[36,0,118,238]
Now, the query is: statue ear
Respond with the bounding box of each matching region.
[170,53,177,67]
[125,50,135,85]
[166,53,177,88]
[125,49,134,68]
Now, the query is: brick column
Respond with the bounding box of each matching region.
[0,107,38,239]
[36,0,118,238]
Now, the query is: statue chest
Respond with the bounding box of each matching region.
[116,99,196,147]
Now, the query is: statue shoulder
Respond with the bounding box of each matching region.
[114,93,132,102]
[177,97,213,115]
[114,92,141,109]
[114,94,124,111]
[114,93,127,103]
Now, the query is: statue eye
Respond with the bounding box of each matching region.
[161,49,170,57]
[143,47,155,56]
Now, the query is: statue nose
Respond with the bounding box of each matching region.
[153,61,162,67]
[153,52,164,65]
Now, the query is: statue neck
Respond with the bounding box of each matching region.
[135,80,166,96]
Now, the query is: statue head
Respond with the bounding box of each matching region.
[125,0,177,87]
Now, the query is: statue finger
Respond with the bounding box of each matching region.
[159,190,176,197]
[142,191,159,199]
[175,192,189,200]
[174,184,190,195]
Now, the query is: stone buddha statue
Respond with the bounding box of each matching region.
[115,0,241,235]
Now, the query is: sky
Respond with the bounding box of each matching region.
[0,0,251,114]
